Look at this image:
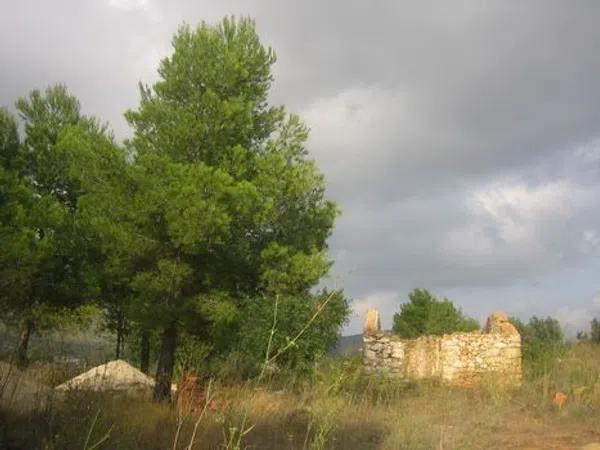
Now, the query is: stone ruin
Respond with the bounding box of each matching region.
[362,310,522,386]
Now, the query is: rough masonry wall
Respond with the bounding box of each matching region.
[363,311,521,386]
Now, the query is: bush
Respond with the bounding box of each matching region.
[233,290,350,378]
[510,316,565,377]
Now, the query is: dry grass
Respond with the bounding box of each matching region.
[2,344,600,449]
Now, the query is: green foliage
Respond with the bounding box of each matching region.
[174,331,212,376]
[58,123,140,356]
[16,85,108,208]
[0,106,70,319]
[313,356,416,406]
[590,318,600,344]
[392,289,479,338]
[234,290,350,376]
[32,16,344,391]
[510,316,565,377]
[125,16,284,166]
[0,86,117,365]
[0,107,20,170]
[1,17,345,379]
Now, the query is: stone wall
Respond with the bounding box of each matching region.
[362,310,522,386]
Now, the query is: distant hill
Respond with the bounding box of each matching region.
[331,333,363,357]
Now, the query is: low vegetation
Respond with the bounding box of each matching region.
[2,337,600,449]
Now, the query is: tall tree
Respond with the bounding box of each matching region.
[53,122,133,360]
[0,86,111,364]
[393,289,479,338]
[0,107,20,170]
[0,108,38,363]
[120,17,340,400]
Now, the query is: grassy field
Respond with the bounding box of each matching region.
[2,342,600,449]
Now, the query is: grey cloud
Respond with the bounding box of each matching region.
[2,0,600,334]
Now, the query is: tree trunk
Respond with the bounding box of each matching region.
[115,311,124,360]
[140,331,150,375]
[16,320,33,367]
[153,324,177,402]
[115,328,122,360]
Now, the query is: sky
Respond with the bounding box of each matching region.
[2,0,600,335]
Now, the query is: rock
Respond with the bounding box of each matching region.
[483,311,519,336]
[553,391,567,409]
[364,349,376,360]
[363,309,381,335]
[55,359,155,397]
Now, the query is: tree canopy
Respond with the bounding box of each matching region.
[0,89,112,364]
[0,17,348,392]
[392,288,479,338]
[59,16,345,400]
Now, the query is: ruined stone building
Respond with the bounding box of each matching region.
[362,310,522,386]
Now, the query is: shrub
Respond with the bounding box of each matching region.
[234,290,350,378]
[510,316,565,377]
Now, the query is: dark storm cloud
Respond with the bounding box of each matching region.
[2,0,600,333]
